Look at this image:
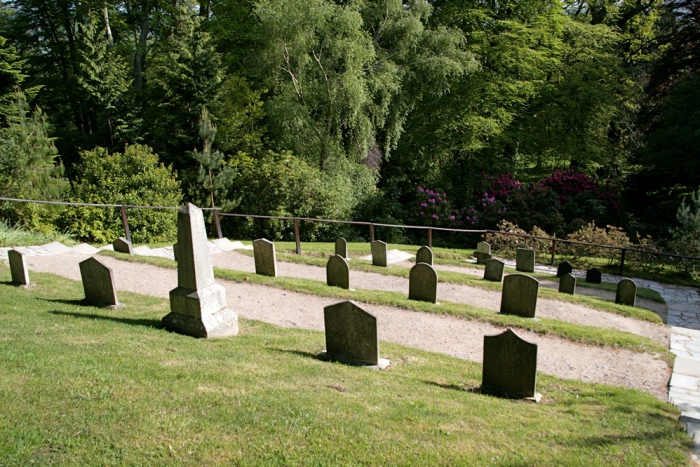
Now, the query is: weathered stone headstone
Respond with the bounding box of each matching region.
[474,241,492,264]
[79,257,121,308]
[323,301,389,368]
[559,273,576,295]
[327,255,350,289]
[408,263,438,304]
[8,250,31,287]
[253,238,277,277]
[335,237,348,259]
[515,248,535,273]
[162,203,238,338]
[483,259,505,283]
[477,241,491,254]
[416,246,433,266]
[586,267,602,284]
[615,278,637,307]
[556,261,573,277]
[482,328,538,399]
[371,240,388,267]
[500,274,539,318]
[113,237,133,255]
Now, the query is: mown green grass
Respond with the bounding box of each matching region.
[99,251,670,358]
[0,265,692,465]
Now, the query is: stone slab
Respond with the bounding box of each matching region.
[675,357,700,378]
[559,273,576,295]
[615,278,637,307]
[324,301,379,366]
[79,256,120,308]
[40,242,73,255]
[71,243,100,255]
[482,328,538,398]
[515,248,535,273]
[133,245,153,255]
[483,259,505,283]
[670,373,700,391]
[212,237,236,252]
[253,238,277,277]
[500,274,539,318]
[408,263,438,304]
[229,241,253,250]
[416,246,433,266]
[113,237,133,255]
[8,250,30,286]
[327,255,350,289]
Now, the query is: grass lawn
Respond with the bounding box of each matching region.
[0,266,692,465]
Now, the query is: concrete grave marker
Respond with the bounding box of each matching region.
[335,237,348,259]
[8,250,31,287]
[586,267,602,284]
[559,273,576,295]
[556,261,573,277]
[483,259,505,283]
[408,263,438,304]
[327,255,350,289]
[515,248,535,273]
[482,328,539,399]
[253,238,277,277]
[615,278,637,307]
[79,257,122,308]
[162,203,238,338]
[500,274,539,318]
[113,237,133,255]
[416,246,433,266]
[371,240,388,267]
[323,300,389,369]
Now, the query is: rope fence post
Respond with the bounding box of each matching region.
[213,209,223,239]
[294,218,301,255]
[428,228,433,248]
[550,239,557,265]
[120,205,132,243]
[619,249,626,276]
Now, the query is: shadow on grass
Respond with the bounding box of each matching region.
[48,310,162,329]
[268,347,324,360]
[422,379,474,392]
[41,298,92,307]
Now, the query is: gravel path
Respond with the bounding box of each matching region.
[24,253,671,400]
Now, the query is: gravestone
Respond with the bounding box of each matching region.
[515,248,535,273]
[162,203,239,338]
[335,237,348,259]
[8,250,31,287]
[586,267,602,284]
[482,328,538,399]
[113,237,133,255]
[483,259,505,283]
[408,263,438,304]
[500,274,539,318]
[371,240,388,267]
[173,242,179,261]
[556,261,573,277]
[323,301,389,368]
[559,273,576,295]
[253,238,277,277]
[474,241,492,264]
[615,279,637,307]
[79,257,121,308]
[416,246,433,266]
[327,255,350,289]
[477,241,491,254]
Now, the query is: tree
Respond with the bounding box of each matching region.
[0,34,27,124]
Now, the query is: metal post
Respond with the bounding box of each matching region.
[428,228,433,248]
[550,239,557,265]
[294,218,301,255]
[213,209,223,239]
[369,224,375,242]
[619,249,626,275]
[120,205,132,243]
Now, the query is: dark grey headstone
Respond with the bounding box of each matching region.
[482,328,538,398]
[416,246,433,266]
[8,250,30,286]
[253,238,277,277]
[79,257,121,308]
[408,263,438,303]
[173,242,179,262]
[500,274,539,318]
[559,273,576,295]
[515,248,535,273]
[474,252,493,264]
[556,261,573,277]
[327,255,350,289]
[335,237,348,258]
[113,237,133,255]
[586,267,602,284]
[324,301,378,365]
[484,259,505,283]
[371,240,388,267]
[615,279,637,307]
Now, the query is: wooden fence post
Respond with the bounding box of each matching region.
[213,209,223,239]
[550,239,557,265]
[294,218,301,255]
[619,249,626,276]
[120,205,132,243]
[428,228,433,248]
[369,224,375,242]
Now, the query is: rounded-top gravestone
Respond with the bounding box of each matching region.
[500,274,539,318]
[556,261,573,277]
[416,246,433,266]
[327,255,350,289]
[586,267,602,284]
[408,262,438,304]
[253,238,277,277]
[371,240,388,267]
[335,237,348,259]
[615,279,637,307]
[8,249,31,287]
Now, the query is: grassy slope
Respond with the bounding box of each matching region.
[0,266,692,465]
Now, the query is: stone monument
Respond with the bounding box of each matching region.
[327,255,350,289]
[415,246,433,266]
[615,279,637,307]
[8,250,31,287]
[371,240,388,267]
[556,261,573,277]
[484,259,505,283]
[475,241,492,264]
[515,248,535,273]
[79,257,122,308]
[408,263,438,304]
[559,273,576,295]
[113,237,133,255]
[482,328,539,399]
[335,237,348,259]
[586,267,602,284]
[500,273,539,318]
[253,238,277,277]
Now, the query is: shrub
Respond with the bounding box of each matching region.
[563,223,630,265]
[486,220,551,256]
[408,187,457,227]
[667,189,700,276]
[504,184,565,235]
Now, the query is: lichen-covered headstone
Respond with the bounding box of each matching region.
[79,257,122,308]
[615,279,637,307]
[408,263,438,304]
[477,241,491,254]
[559,273,576,295]
[500,274,539,318]
[113,237,133,255]
[416,246,433,266]
[483,259,505,283]
[335,237,348,259]
[323,300,389,368]
[253,238,277,277]
[482,328,538,399]
[371,240,388,267]
[327,255,350,289]
[8,250,31,287]
[515,248,535,273]
[162,203,238,338]
[556,261,573,277]
[586,267,602,284]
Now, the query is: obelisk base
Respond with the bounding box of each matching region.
[163,283,239,338]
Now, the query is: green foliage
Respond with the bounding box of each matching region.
[59,144,182,243]
[668,189,700,276]
[0,34,27,123]
[0,219,75,247]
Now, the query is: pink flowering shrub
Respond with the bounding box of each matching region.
[409,186,458,227]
